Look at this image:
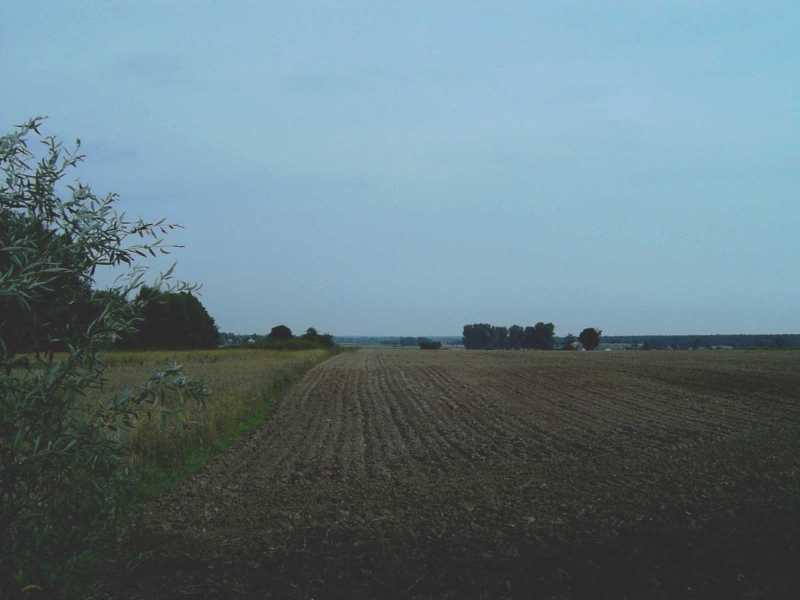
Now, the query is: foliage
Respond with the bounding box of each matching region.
[268,324,293,341]
[579,327,602,351]
[134,285,219,349]
[94,348,330,471]
[508,325,525,349]
[463,322,555,350]
[525,322,556,350]
[562,333,577,350]
[302,327,335,348]
[219,328,336,351]
[0,210,95,355]
[600,333,800,350]
[462,324,494,349]
[418,338,442,350]
[0,118,205,593]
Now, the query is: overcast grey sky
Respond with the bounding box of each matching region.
[2,1,798,336]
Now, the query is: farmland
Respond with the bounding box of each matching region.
[90,348,331,475]
[102,349,800,599]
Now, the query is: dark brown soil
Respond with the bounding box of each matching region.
[95,349,800,599]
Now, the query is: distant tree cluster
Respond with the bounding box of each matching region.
[463,322,556,350]
[418,338,442,350]
[244,325,336,350]
[600,334,800,350]
[301,326,335,348]
[377,337,449,348]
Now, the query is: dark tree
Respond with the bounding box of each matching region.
[579,327,602,351]
[522,322,555,349]
[136,286,219,349]
[269,324,293,340]
[300,327,335,348]
[533,322,556,349]
[0,209,95,355]
[463,324,494,349]
[492,326,509,349]
[465,322,556,350]
[563,333,577,350]
[316,333,335,348]
[508,325,524,349]
[522,326,536,349]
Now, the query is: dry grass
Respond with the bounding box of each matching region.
[87,348,332,467]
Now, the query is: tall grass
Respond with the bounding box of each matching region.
[85,348,331,490]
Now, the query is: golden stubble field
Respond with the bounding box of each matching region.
[105,348,800,599]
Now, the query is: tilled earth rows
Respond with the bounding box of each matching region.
[102,349,800,599]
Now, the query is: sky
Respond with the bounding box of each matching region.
[2,1,798,336]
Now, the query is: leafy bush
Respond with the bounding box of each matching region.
[0,118,205,594]
[418,338,442,350]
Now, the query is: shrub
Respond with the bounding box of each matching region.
[0,118,205,593]
[418,338,442,350]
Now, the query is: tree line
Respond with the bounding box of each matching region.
[0,224,340,352]
[221,325,336,350]
[463,322,556,349]
[261,325,335,349]
[0,213,344,352]
[463,323,603,350]
[602,334,800,350]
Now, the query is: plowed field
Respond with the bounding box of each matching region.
[102,349,800,599]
